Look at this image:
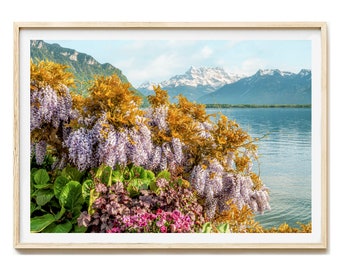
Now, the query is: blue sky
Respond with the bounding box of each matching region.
[47,40,311,87]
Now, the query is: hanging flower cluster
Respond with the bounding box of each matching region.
[30,61,77,166]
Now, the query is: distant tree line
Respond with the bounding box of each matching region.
[204,104,311,108]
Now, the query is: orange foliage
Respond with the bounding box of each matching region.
[214,201,312,233]
[78,74,143,130]
[30,60,75,95]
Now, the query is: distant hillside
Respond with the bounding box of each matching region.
[198,69,311,105]
[30,40,147,105]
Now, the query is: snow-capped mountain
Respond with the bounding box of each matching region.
[198,69,311,105]
[138,66,246,101]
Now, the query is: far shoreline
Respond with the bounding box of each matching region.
[203,104,311,108]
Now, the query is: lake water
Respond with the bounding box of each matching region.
[206,108,311,228]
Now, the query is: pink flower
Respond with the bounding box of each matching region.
[160,226,167,233]
[107,227,121,233]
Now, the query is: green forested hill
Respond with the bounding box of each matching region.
[30,40,147,105]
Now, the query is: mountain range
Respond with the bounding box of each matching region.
[198,69,311,105]
[139,67,311,105]
[30,40,147,104]
[138,66,246,102]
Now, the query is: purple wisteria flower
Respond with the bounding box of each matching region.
[66,128,96,171]
[34,140,47,165]
[190,159,270,219]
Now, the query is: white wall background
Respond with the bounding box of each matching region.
[0,0,338,269]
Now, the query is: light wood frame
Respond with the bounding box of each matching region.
[13,22,328,250]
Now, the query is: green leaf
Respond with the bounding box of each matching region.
[61,166,83,182]
[216,223,230,233]
[30,168,38,195]
[35,189,54,206]
[101,166,113,185]
[156,170,171,181]
[31,214,55,233]
[112,170,123,183]
[201,222,212,233]
[82,179,94,202]
[131,166,144,178]
[51,221,73,233]
[73,224,88,233]
[34,169,50,185]
[30,202,37,215]
[127,181,140,197]
[54,175,70,199]
[88,188,97,215]
[140,177,151,190]
[145,170,155,180]
[43,220,72,233]
[149,180,158,192]
[59,181,84,210]
[54,207,66,220]
[34,183,53,190]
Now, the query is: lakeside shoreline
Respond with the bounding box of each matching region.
[204,104,311,108]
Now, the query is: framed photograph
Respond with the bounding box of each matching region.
[14,22,328,249]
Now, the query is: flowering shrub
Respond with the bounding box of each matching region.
[31,60,272,233]
[30,61,77,169]
[145,87,270,219]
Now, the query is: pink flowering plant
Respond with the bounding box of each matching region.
[77,176,205,233]
[107,209,194,233]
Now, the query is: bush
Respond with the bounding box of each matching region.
[77,166,205,233]
[30,60,273,233]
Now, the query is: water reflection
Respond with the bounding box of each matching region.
[207,108,311,228]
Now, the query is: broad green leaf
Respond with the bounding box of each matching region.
[131,166,144,178]
[53,221,73,233]
[54,175,70,199]
[30,168,38,195]
[201,222,212,233]
[34,183,53,190]
[88,188,97,215]
[31,168,38,175]
[35,189,54,206]
[30,214,55,233]
[59,181,84,210]
[54,207,66,220]
[34,169,50,185]
[140,177,151,190]
[61,166,83,182]
[42,220,72,233]
[30,202,37,215]
[101,166,113,185]
[145,170,155,180]
[112,170,123,183]
[82,179,94,202]
[216,223,231,233]
[127,182,140,197]
[73,224,88,233]
[156,170,171,180]
[149,180,158,192]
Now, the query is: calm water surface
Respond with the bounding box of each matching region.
[207,108,311,228]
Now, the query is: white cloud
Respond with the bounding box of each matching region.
[125,52,182,86]
[232,58,266,75]
[200,46,213,58]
